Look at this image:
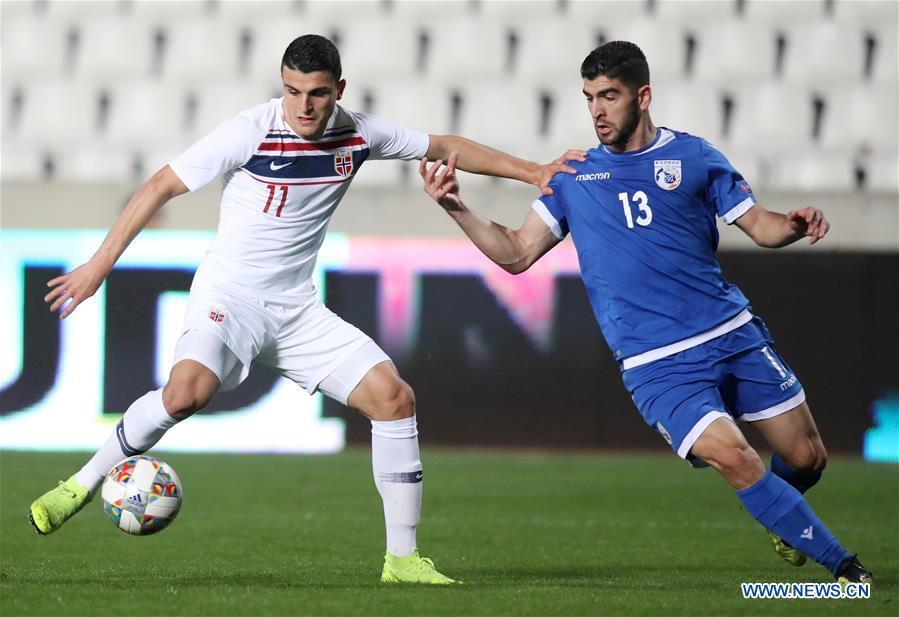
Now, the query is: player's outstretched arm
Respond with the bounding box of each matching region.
[427,135,585,196]
[420,152,560,274]
[734,204,830,248]
[45,165,189,319]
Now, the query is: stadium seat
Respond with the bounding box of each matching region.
[391,0,475,20]
[57,142,139,183]
[42,0,132,19]
[782,22,866,82]
[541,77,601,156]
[831,0,897,26]
[128,0,217,20]
[103,81,198,147]
[244,18,332,79]
[819,86,899,151]
[743,0,826,22]
[566,0,652,23]
[455,80,544,154]
[611,20,689,80]
[303,0,391,19]
[1,13,71,78]
[157,20,246,81]
[0,138,48,182]
[213,0,304,21]
[75,16,156,79]
[693,21,779,83]
[866,20,898,83]
[427,19,508,80]
[650,81,724,144]
[338,18,421,79]
[371,79,455,136]
[865,153,899,192]
[653,0,738,22]
[769,150,855,192]
[727,83,812,151]
[512,19,597,82]
[17,80,100,145]
[193,81,285,137]
[479,0,565,19]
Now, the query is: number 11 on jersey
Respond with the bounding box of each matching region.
[264,184,289,217]
[618,191,652,228]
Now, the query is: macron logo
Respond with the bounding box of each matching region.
[801,526,814,541]
[575,171,611,182]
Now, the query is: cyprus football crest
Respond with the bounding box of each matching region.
[653,159,681,190]
[334,148,353,176]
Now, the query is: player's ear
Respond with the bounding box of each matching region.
[638,84,652,111]
[336,79,347,100]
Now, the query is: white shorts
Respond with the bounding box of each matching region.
[172,286,390,403]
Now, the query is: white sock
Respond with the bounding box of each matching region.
[75,389,177,497]
[371,415,422,557]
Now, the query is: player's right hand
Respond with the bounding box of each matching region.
[45,260,108,319]
[419,152,463,212]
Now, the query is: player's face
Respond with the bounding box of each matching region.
[583,76,650,151]
[281,67,346,140]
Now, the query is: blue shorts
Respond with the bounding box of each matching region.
[621,317,805,465]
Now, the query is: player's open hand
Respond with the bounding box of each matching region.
[786,207,829,245]
[419,152,463,212]
[537,149,588,196]
[45,260,108,319]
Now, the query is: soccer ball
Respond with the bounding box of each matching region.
[101,455,182,535]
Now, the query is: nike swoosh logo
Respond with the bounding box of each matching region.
[270,161,292,171]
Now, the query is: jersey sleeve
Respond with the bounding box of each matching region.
[701,140,756,224]
[169,112,265,192]
[531,177,569,240]
[354,112,429,161]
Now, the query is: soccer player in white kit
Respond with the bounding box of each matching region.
[28,35,578,584]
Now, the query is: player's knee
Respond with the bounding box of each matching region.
[162,380,214,420]
[811,440,828,472]
[784,437,828,472]
[715,444,765,488]
[371,381,416,421]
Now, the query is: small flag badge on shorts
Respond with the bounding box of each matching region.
[208,308,226,323]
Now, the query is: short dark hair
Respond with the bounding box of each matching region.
[281,34,342,80]
[580,41,649,91]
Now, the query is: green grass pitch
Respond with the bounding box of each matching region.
[1,450,895,616]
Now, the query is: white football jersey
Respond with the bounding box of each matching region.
[169,99,428,303]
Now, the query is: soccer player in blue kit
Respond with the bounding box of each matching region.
[419,41,872,584]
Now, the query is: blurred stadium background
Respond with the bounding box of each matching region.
[1,0,897,460]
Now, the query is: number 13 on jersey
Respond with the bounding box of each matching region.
[618,191,653,228]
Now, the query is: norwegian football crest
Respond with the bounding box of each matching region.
[208,308,226,323]
[334,148,353,176]
[653,159,682,190]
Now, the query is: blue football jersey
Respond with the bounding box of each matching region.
[534,128,757,362]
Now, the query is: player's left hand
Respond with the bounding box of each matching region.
[537,149,587,196]
[786,207,829,245]
[420,152,462,212]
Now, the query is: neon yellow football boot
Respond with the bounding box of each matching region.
[767,530,807,566]
[380,549,460,585]
[28,475,91,535]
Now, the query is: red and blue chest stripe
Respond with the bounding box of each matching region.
[242,126,370,182]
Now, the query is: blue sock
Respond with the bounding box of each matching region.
[771,453,821,494]
[737,470,852,576]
